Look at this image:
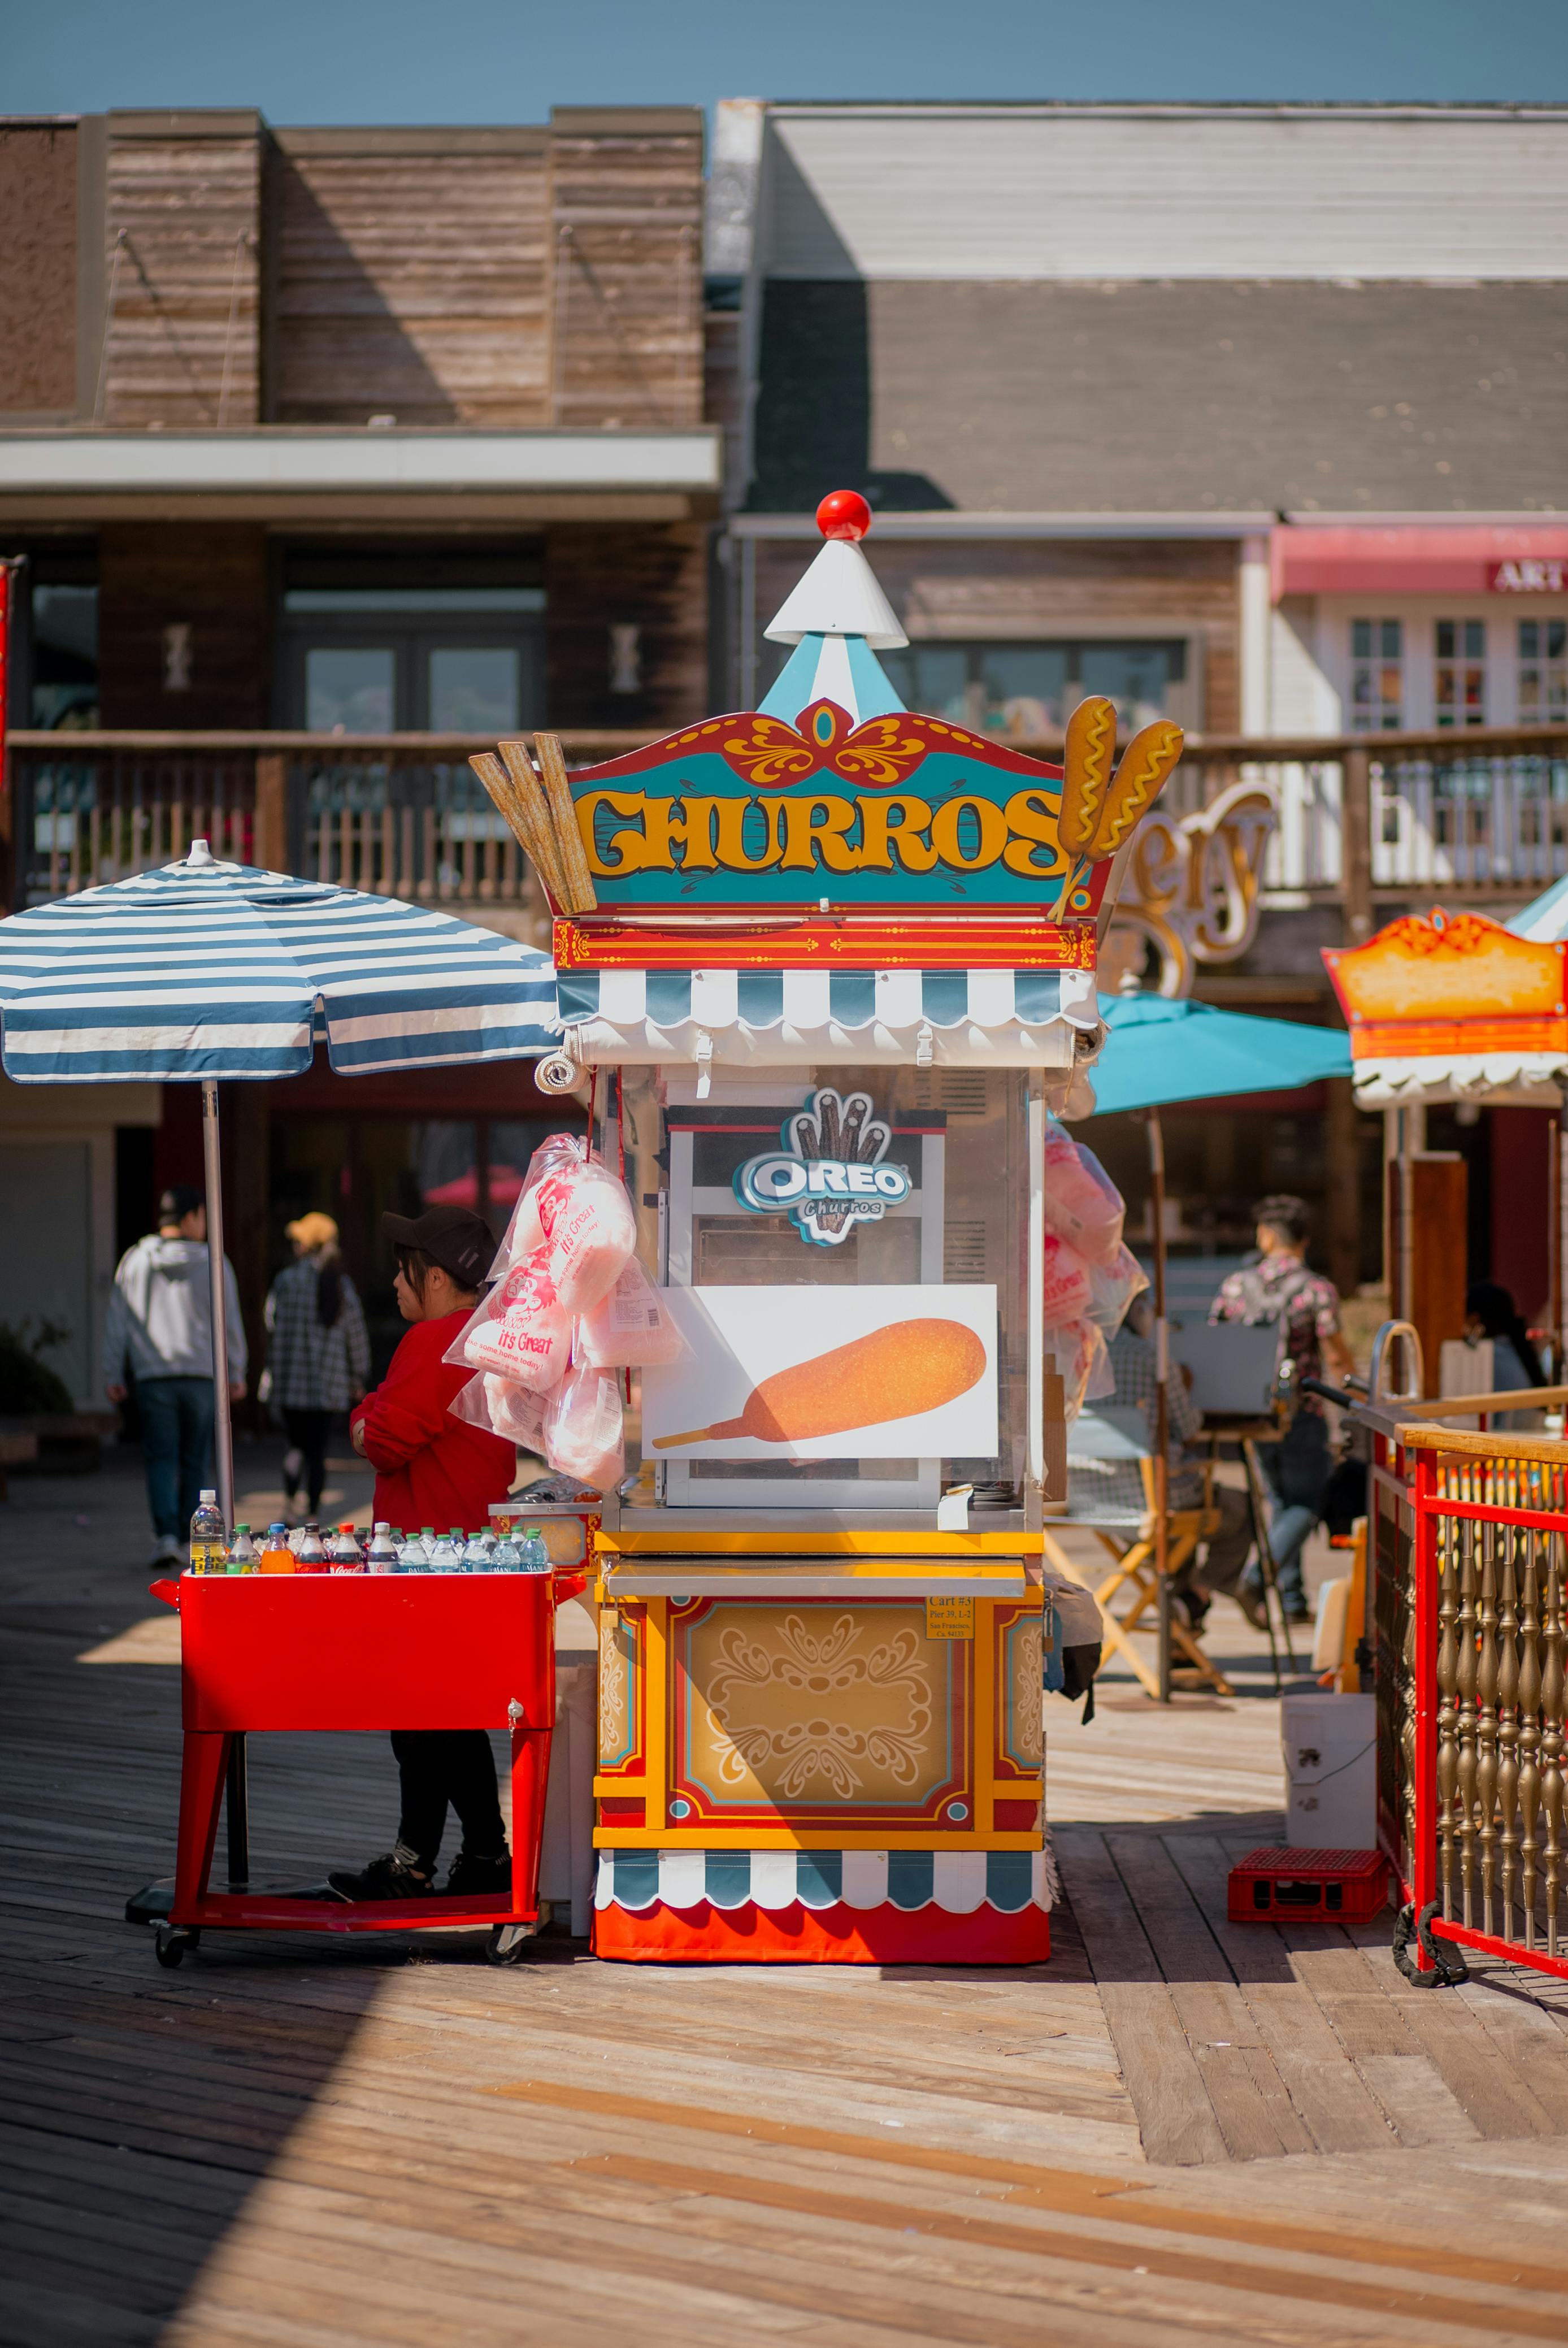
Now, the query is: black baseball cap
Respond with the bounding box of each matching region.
[158,1184,203,1224]
[382,1204,494,1290]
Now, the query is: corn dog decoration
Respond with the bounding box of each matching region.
[1052,697,1184,918]
[653,1318,985,1449]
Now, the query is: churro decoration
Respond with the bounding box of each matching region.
[653,1317,986,1450]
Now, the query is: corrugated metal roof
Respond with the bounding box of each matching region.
[762,110,1568,283]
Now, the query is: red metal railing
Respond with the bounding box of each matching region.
[1370,1413,1568,1982]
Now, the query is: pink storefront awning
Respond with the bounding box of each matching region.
[1272,524,1568,601]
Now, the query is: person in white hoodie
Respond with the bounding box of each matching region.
[103,1185,247,1565]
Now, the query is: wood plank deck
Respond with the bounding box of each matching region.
[5,1447,1568,2346]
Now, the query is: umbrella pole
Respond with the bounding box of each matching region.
[1148,1108,1171,1704]
[201,1079,248,1890]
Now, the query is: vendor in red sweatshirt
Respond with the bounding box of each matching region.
[329,1204,516,1904]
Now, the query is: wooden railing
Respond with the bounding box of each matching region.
[3,731,652,921]
[7,722,1568,934]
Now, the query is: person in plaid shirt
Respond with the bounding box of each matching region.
[264,1213,370,1522]
[1210,1193,1356,1620]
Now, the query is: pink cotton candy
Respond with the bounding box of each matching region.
[544,1361,625,1492]
[462,1249,571,1390]
[544,1172,637,1313]
[1043,1126,1126,1265]
[1040,1230,1093,1327]
[1085,1242,1148,1337]
[481,1373,549,1450]
[579,1258,688,1369]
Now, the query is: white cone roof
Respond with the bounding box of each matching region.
[763,537,907,648]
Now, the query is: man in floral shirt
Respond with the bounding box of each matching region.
[1210,1195,1356,1620]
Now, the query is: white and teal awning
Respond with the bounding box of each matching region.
[556,962,1101,1071]
[595,1843,1055,1916]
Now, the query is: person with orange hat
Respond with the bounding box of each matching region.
[263,1211,370,1525]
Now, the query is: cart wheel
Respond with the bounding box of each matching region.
[487,1924,539,1967]
[154,1925,197,1970]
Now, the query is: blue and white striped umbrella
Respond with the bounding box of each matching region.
[0,842,559,1084]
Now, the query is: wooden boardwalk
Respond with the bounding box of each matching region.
[5,1446,1568,2346]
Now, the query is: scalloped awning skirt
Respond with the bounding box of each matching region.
[557,966,1100,1071]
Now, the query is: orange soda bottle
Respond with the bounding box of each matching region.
[258,1521,296,1575]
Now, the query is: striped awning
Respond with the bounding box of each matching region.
[595,1843,1056,1916]
[0,848,560,1083]
[558,964,1100,1070]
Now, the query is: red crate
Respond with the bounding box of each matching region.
[1227,1846,1389,1925]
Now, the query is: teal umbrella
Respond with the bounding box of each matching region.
[1079,988,1350,1698]
[1089,992,1351,1117]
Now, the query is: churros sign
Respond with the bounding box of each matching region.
[549,694,1183,912]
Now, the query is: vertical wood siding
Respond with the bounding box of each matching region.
[102,131,263,426]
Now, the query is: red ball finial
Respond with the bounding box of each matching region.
[816,489,872,542]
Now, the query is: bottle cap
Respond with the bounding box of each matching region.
[373,1521,390,1531]
[199,1488,217,1503]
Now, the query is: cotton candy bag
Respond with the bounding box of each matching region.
[544,1360,625,1490]
[1085,1242,1148,1338]
[578,1256,689,1369]
[461,1250,572,1391]
[1043,1122,1124,1265]
[1040,1229,1093,1327]
[448,1369,549,1453]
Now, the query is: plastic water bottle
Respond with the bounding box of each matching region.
[428,1530,459,1573]
[396,1529,425,1571]
[520,1525,550,1576]
[297,1522,328,1573]
[188,1489,226,1576]
[491,1531,522,1573]
[259,1521,294,1576]
[225,1524,257,1575]
[366,1521,398,1574]
[462,1530,491,1573]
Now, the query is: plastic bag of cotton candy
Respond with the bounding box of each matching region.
[445,1136,638,1389]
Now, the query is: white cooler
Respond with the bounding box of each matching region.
[1281,1692,1377,1848]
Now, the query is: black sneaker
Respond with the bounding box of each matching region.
[327,1851,434,1902]
[444,1849,511,1897]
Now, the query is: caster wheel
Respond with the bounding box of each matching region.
[487,1923,538,1967]
[154,1925,198,1970]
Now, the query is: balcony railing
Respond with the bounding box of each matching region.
[7,722,1568,931]
[3,731,651,932]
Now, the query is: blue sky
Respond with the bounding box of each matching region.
[8,0,1566,123]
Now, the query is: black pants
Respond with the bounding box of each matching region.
[281,1407,332,1516]
[390,1730,507,1870]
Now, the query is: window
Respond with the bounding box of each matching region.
[1435,618,1487,726]
[29,577,99,731]
[1519,618,1568,723]
[1350,619,1404,731]
[872,640,1185,737]
[278,563,545,731]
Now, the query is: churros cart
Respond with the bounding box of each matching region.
[474,491,1182,1964]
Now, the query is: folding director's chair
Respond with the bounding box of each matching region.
[1040,1404,1235,1700]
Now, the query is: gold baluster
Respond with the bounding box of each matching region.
[1455,1513,1478,1930]
[1542,1544,1566,1959]
[1497,1527,1521,1944]
[1518,1528,1543,1951]
[1476,1524,1500,1937]
[1436,1478,1460,1922]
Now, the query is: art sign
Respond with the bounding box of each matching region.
[732,1087,910,1248]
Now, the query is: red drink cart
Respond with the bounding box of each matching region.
[147,1571,556,1969]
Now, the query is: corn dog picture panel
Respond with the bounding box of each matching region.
[642,1285,998,1461]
